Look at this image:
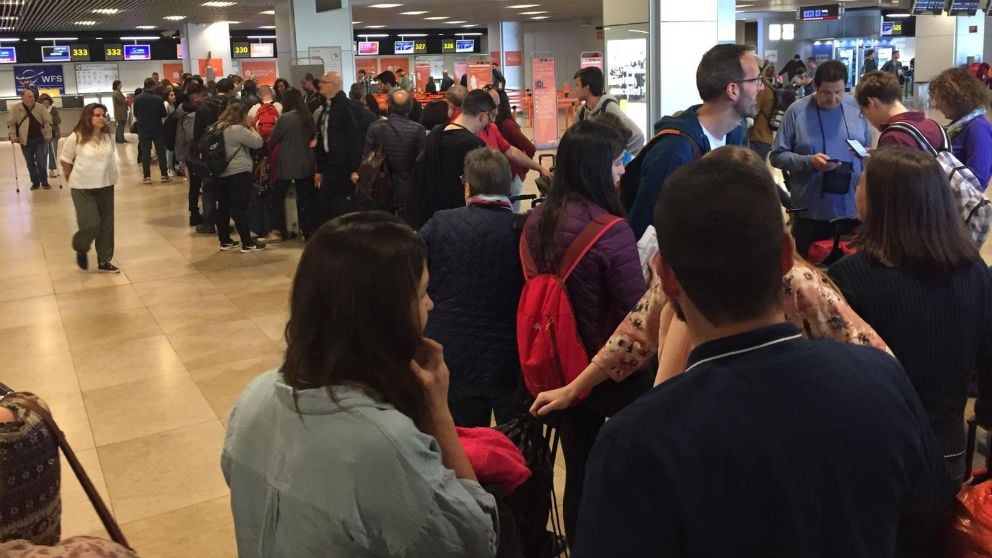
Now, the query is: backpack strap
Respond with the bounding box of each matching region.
[884,121,940,156]
[648,128,703,160]
[519,213,623,281]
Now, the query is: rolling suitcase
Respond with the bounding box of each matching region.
[285,183,300,237]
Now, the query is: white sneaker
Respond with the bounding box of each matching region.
[167,169,176,177]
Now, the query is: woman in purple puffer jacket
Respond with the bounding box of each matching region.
[522,119,649,548]
[930,68,992,190]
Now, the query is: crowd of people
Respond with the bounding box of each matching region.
[4,41,992,558]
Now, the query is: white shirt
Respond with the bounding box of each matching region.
[701,124,726,149]
[60,132,119,189]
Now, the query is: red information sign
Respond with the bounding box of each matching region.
[468,62,491,89]
[532,56,558,148]
[414,62,431,93]
[505,50,522,67]
[580,51,603,70]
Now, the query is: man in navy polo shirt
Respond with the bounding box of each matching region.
[573,152,949,558]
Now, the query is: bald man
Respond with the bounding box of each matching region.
[312,71,365,231]
[363,89,426,212]
[446,85,468,120]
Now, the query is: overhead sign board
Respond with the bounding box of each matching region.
[70,44,90,61]
[232,42,251,59]
[912,0,945,15]
[797,3,841,21]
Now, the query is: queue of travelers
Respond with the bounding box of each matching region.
[5,44,992,558]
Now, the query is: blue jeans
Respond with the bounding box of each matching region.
[115,116,126,143]
[47,137,58,170]
[21,137,47,185]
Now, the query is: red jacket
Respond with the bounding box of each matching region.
[878,111,945,151]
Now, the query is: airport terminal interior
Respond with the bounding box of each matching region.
[2,0,992,556]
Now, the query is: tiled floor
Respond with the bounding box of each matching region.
[4,123,990,556]
[0,133,558,556]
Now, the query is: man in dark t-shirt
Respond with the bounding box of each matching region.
[574,154,949,558]
[406,90,493,228]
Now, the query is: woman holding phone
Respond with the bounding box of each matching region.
[222,212,498,558]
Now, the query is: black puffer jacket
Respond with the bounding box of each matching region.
[421,204,524,390]
[364,114,425,208]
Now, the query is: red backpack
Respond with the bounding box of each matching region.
[254,103,279,143]
[517,213,622,399]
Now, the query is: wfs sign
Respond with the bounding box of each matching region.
[13,64,66,95]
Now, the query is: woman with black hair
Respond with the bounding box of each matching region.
[521,119,649,546]
[487,85,535,211]
[272,77,290,103]
[222,212,499,558]
[829,146,992,491]
[265,88,316,243]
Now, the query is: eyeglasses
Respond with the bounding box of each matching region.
[735,76,763,85]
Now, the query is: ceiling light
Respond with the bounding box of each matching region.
[259,25,276,29]
[886,12,911,17]
[221,21,241,24]
[398,33,428,37]
[445,20,467,23]
[507,4,540,8]
[401,10,428,14]
[424,16,449,20]
[0,16,17,19]
[358,33,390,37]
[629,29,648,33]
[136,26,156,29]
[519,10,547,14]
[365,25,386,28]
[368,3,403,7]
[260,10,274,14]
[74,21,97,26]
[462,24,478,27]
[0,1,22,4]
[202,1,236,6]
[0,37,17,41]
[0,28,14,31]
[246,34,276,38]
[92,8,119,14]
[164,15,186,20]
[35,37,79,41]
[458,32,483,35]
[119,36,161,40]
[530,16,549,19]
[352,21,362,24]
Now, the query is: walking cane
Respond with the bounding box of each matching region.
[11,140,20,194]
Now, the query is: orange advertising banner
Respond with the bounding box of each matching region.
[241,60,277,86]
[414,62,430,93]
[197,59,224,81]
[379,57,410,76]
[468,63,491,90]
[162,63,184,83]
[532,57,559,148]
[454,61,468,82]
[355,58,379,82]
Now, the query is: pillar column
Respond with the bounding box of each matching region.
[273,0,355,86]
[500,21,524,89]
[181,21,232,80]
[915,13,983,85]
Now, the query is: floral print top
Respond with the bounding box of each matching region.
[590,257,891,383]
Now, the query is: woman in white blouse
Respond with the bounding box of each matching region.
[60,103,120,273]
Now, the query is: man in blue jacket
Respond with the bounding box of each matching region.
[133,77,170,184]
[625,43,756,237]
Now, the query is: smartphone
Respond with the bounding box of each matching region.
[846,139,870,159]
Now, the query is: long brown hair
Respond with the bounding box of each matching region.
[215,100,247,128]
[281,212,428,420]
[858,146,980,274]
[72,103,111,141]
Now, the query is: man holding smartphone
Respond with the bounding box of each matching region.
[770,61,871,258]
[855,71,944,151]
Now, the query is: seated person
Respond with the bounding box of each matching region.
[572,148,949,557]
[222,213,499,558]
[420,148,524,427]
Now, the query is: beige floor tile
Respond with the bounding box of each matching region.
[0,320,70,362]
[59,447,114,538]
[226,288,292,318]
[49,266,133,295]
[189,354,282,424]
[72,335,188,391]
[46,391,96,452]
[145,293,247,334]
[98,421,229,524]
[56,284,146,321]
[250,312,289,344]
[0,294,61,328]
[121,496,236,558]
[118,256,200,284]
[0,256,49,279]
[132,273,219,306]
[167,318,279,370]
[0,272,54,302]
[62,306,163,350]
[83,373,218,447]
[2,350,79,398]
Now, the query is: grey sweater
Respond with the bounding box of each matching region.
[220,124,263,177]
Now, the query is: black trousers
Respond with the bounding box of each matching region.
[214,172,252,244]
[448,382,519,428]
[791,217,837,259]
[559,369,654,547]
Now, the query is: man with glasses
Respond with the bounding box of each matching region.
[625,43,755,237]
[771,61,870,258]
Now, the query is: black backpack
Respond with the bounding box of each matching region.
[189,125,237,179]
[619,128,702,211]
[162,110,182,152]
[768,87,796,131]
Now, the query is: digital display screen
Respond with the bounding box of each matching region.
[41,45,71,62]
[414,41,427,53]
[912,0,946,14]
[357,41,379,56]
[947,0,980,15]
[104,44,124,61]
[0,46,15,63]
[394,40,414,54]
[441,39,455,53]
[798,4,840,21]
[232,42,251,58]
[123,44,151,61]
[455,39,475,53]
[250,43,274,58]
[70,44,90,61]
